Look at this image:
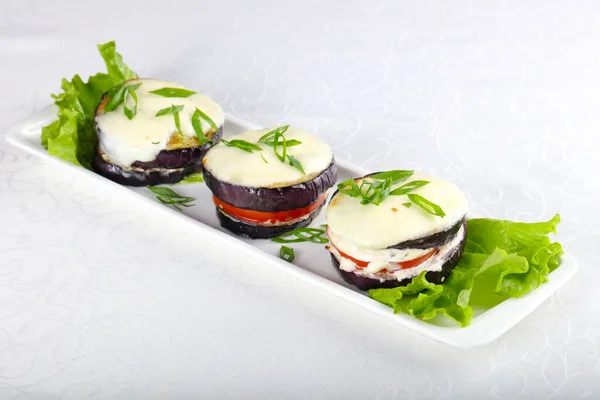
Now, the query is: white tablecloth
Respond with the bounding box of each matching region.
[0,1,597,398]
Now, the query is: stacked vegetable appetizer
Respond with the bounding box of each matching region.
[326,171,468,290]
[93,78,223,186]
[202,125,337,238]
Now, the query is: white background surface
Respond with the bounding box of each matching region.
[0,1,598,398]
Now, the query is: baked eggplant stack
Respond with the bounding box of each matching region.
[202,125,337,239]
[92,78,224,186]
[325,170,469,290]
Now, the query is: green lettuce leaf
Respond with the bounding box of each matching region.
[369,214,563,327]
[41,41,137,168]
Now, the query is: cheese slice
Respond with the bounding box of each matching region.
[203,127,333,188]
[326,171,469,249]
[95,78,224,167]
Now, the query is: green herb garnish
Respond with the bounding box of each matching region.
[105,82,142,120]
[148,186,195,210]
[191,109,209,144]
[337,179,362,197]
[260,153,268,163]
[191,108,219,145]
[272,129,287,162]
[193,107,219,131]
[369,170,414,181]
[123,83,142,120]
[279,246,295,262]
[402,202,412,208]
[105,83,127,112]
[336,171,414,206]
[359,178,393,205]
[287,155,305,174]
[156,104,185,134]
[337,177,395,206]
[271,227,329,244]
[262,138,302,147]
[389,180,430,196]
[258,125,306,174]
[258,125,290,144]
[221,139,262,153]
[149,87,197,98]
[407,193,445,217]
[336,171,442,211]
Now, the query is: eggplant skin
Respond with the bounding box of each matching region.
[331,222,467,291]
[216,204,325,239]
[203,161,337,212]
[91,147,202,186]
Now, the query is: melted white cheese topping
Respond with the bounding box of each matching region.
[95,79,224,167]
[203,127,333,188]
[326,171,469,249]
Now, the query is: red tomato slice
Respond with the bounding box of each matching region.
[327,229,439,272]
[213,194,327,224]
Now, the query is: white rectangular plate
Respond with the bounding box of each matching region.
[6,106,578,348]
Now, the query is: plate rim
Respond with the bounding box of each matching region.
[4,106,579,348]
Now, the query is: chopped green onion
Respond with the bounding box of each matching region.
[123,83,142,120]
[174,111,182,134]
[271,227,329,244]
[337,179,362,197]
[149,87,197,98]
[273,130,287,162]
[337,171,428,207]
[148,186,195,211]
[221,139,262,153]
[390,180,430,196]
[287,154,305,174]
[407,193,445,217]
[191,109,209,144]
[261,138,302,147]
[156,104,185,135]
[105,83,127,111]
[258,125,290,144]
[369,170,413,183]
[279,246,295,262]
[155,104,185,117]
[193,107,219,131]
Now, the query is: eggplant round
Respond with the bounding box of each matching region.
[203,161,337,212]
[216,204,325,239]
[332,221,467,291]
[91,148,202,186]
